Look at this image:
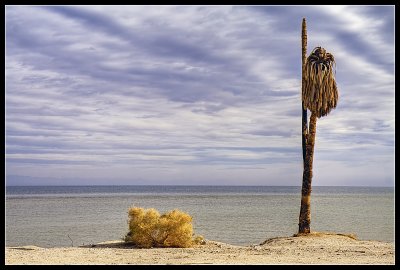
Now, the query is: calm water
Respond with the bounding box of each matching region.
[5,186,394,247]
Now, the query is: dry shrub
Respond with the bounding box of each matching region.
[125,207,204,248]
[125,207,160,248]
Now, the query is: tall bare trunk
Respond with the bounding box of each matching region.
[299,112,317,233]
[301,18,308,163]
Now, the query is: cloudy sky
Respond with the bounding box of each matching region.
[5,5,394,186]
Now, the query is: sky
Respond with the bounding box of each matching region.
[5,5,394,186]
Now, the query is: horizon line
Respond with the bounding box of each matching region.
[5,184,394,188]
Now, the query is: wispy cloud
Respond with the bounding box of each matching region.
[6,5,394,186]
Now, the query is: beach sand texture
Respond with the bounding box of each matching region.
[5,232,394,265]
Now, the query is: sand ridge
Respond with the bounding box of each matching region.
[5,232,394,265]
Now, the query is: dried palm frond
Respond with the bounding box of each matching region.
[302,46,338,118]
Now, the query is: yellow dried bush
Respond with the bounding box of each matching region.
[125,207,160,248]
[125,207,204,248]
[157,209,193,247]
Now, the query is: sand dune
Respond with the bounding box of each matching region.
[5,232,394,265]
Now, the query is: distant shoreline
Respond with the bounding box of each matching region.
[6,233,394,265]
[5,184,395,187]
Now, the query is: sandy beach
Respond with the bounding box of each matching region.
[5,232,394,265]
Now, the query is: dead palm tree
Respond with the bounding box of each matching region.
[298,18,339,234]
[301,18,308,166]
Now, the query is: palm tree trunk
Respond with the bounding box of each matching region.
[301,18,308,163]
[299,112,317,233]
[302,108,307,162]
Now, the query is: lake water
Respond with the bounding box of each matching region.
[5,185,394,247]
